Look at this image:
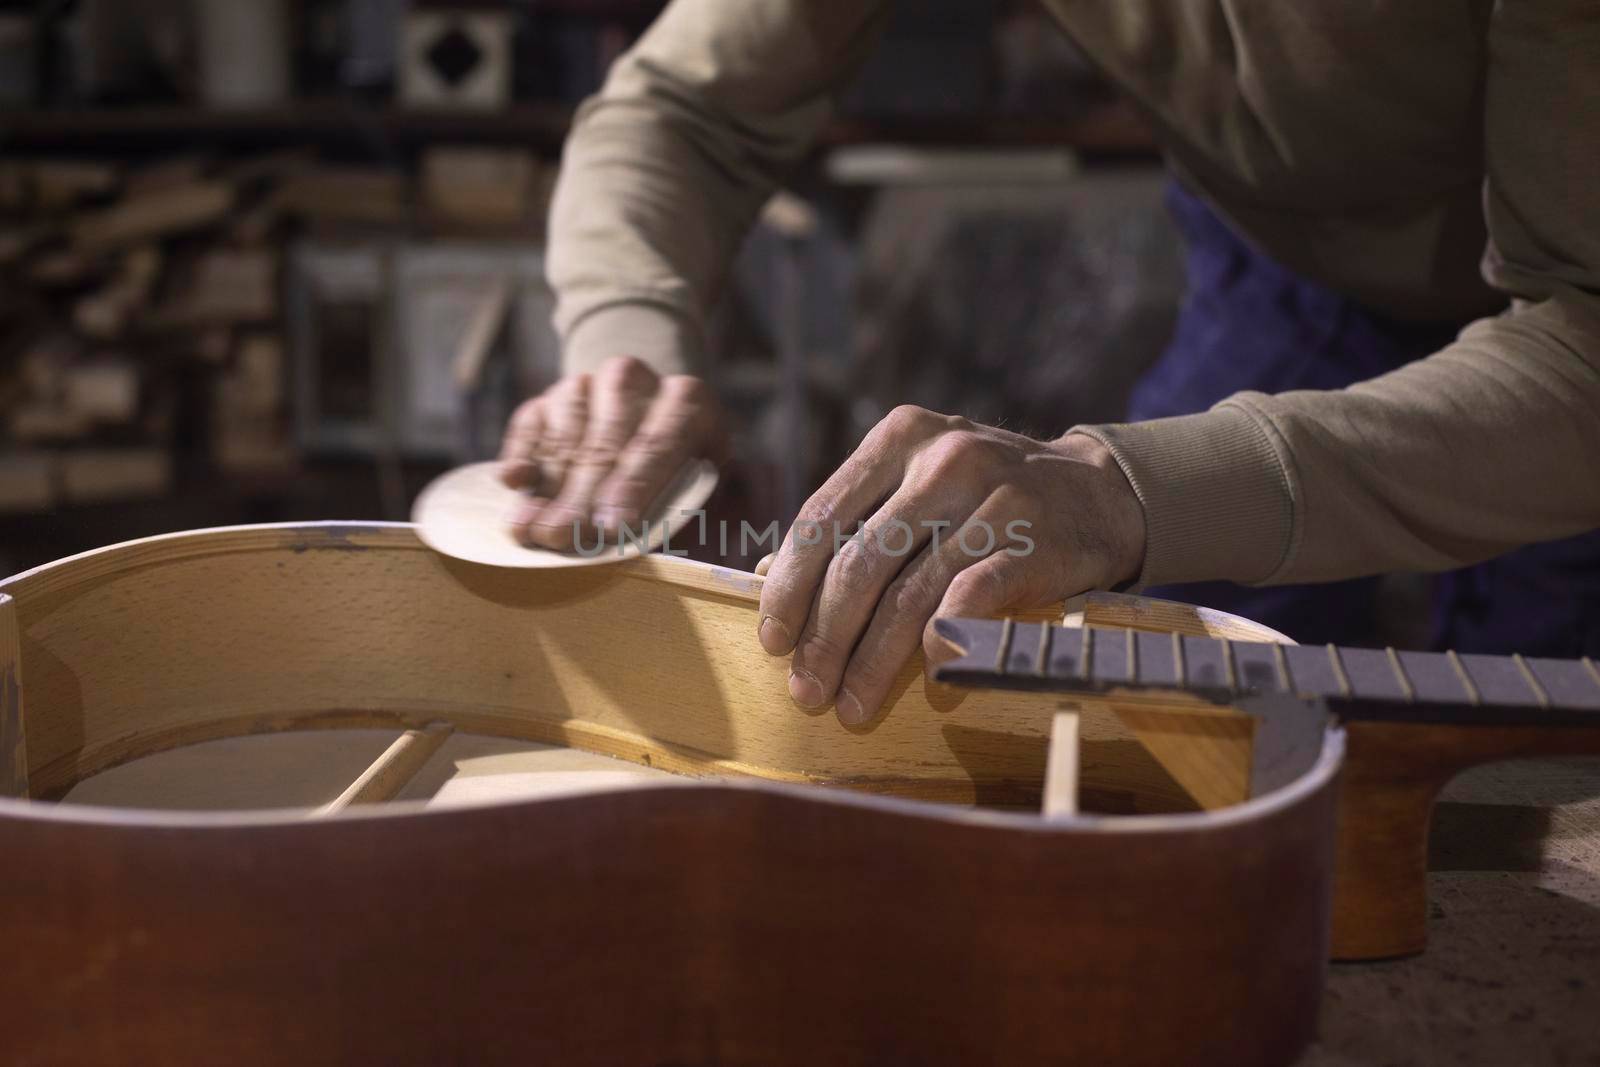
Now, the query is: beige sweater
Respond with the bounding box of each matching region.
[547,0,1600,588]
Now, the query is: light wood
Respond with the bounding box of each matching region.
[422,147,538,230]
[319,721,454,812]
[1042,711,1079,816]
[0,594,24,798]
[65,729,404,811]
[1332,719,1600,959]
[1070,591,1280,810]
[1073,589,1295,643]
[412,462,721,570]
[57,448,172,503]
[0,522,1342,1066]
[2,523,1258,810]
[72,182,234,249]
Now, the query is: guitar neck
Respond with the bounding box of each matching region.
[932,618,1600,727]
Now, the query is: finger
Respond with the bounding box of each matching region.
[757,405,942,656]
[593,375,714,535]
[786,481,976,712]
[923,551,1032,667]
[498,397,545,490]
[510,374,590,544]
[834,510,1004,725]
[527,359,655,550]
[754,553,776,576]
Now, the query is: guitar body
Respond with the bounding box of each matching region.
[0,522,1338,1066]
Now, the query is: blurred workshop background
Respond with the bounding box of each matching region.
[0,0,1181,585]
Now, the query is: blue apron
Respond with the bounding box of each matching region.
[1129,181,1600,656]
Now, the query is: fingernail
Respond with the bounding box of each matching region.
[788,668,824,708]
[758,615,793,654]
[836,688,866,726]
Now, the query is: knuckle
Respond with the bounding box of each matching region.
[881,404,934,439]
[796,491,841,529]
[575,442,621,469]
[947,565,997,606]
[917,432,984,481]
[887,571,937,620]
[829,538,878,595]
[661,374,707,405]
[628,429,683,463]
[602,355,655,391]
[509,396,543,427]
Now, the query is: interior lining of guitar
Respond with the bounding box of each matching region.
[2,524,1315,820]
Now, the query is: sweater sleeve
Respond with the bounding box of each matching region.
[1075,0,1600,587]
[548,0,892,377]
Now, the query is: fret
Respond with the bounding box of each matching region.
[1456,652,1544,708]
[1447,650,1480,706]
[1004,622,1041,676]
[929,617,1600,727]
[1231,640,1288,693]
[1091,625,1133,684]
[1180,635,1232,692]
[1526,657,1600,711]
[1397,650,1476,705]
[1327,645,1353,700]
[1337,647,1410,701]
[1047,625,1086,680]
[1280,644,1344,699]
[1513,654,1549,709]
[1385,647,1415,703]
[1135,630,1179,687]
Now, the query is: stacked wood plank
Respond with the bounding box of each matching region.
[0,146,554,513]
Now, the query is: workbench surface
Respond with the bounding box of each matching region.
[1306,758,1600,1066]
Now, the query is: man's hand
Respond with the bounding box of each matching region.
[499,356,724,549]
[756,405,1145,726]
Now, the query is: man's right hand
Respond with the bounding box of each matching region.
[499,356,725,550]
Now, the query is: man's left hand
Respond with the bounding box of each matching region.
[755,405,1146,726]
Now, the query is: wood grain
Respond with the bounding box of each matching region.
[1332,719,1600,959]
[0,593,25,799]
[319,721,454,812]
[0,523,1252,811]
[0,522,1344,1065]
[0,755,1341,1066]
[1042,711,1079,816]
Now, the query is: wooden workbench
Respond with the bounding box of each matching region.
[1306,757,1600,1065]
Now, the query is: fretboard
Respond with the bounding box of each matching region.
[931,618,1600,727]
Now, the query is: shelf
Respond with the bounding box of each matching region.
[0,98,1156,159]
[0,102,577,155]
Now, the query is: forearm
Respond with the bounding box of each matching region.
[1077,293,1600,586]
[547,0,891,378]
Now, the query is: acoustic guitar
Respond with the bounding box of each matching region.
[1,521,1592,1066]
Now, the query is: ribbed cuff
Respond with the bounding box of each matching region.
[562,302,701,378]
[1070,404,1296,587]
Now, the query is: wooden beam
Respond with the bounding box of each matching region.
[318,721,453,813]
[1041,712,1079,817]
[0,594,26,799]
